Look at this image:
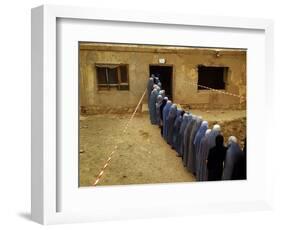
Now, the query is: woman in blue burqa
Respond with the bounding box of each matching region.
[162,100,172,140]
[179,113,192,159]
[159,97,168,136]
[155,95,163,126]
[200,124,221,180]
[222,136,244,180]
[167,104,178,145]
[194,121,208,160]
[172,109,184,151]
[196,129,211,181]
[177,113,190,157]
[187,116,203,173]
[146,77,154,104]
[148,88,159,125]
[183,115,197,167]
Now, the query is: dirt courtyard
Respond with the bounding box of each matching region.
[79,110,246,187]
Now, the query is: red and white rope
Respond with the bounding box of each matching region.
[92,89,147,186]
[187,81,245,100]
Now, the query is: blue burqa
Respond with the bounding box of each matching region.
[177,113,188,156]
[222,141,243,180]
[187,117,202,173]
[159,97,168,126]
[155,95,163,126]
[196,130,211,181]
[146,77,154,104]
[194,121,208,156]
[178,113,192,157]
[172,109,183,150]
[183,115,197,167]
[148,88,159,125]
[167,104,177,145]
[194,122,208,176]
[200,128,221,180]
[162,100,172,140]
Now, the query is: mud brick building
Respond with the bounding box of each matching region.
[79,43,246,114]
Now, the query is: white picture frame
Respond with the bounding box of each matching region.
[31,4,274,225]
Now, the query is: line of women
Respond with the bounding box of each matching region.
[147,76,246,181]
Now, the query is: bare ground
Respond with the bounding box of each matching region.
[79,110,246,187]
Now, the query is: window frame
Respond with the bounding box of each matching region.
[95,63,129,91]
[197,65,229,91]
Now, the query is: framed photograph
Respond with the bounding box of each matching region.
[31,5,274,225]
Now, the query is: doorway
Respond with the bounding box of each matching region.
[149,65,173,100]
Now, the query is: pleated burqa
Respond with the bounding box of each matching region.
[187,117,202,173]
[177,113,190,157]
[222,141,244,180]
[194,121,208,160]
[194,122,208,177]
[172,109,183,151]
[167,104,177,145]
[162,100,172,140]
[146,77,154,104]
[148,88,159,125]
[200,128,221,180]
[155,95,163,126]
[196,129,211,181]
[183,115,197,167]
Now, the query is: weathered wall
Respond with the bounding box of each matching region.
[79,43,246,114]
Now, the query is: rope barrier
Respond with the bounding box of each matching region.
[187,80,245,100]
[92,88,147,186]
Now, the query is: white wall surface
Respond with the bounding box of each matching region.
[0,0,280,229]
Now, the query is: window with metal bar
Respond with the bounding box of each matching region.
[96,64,129,90]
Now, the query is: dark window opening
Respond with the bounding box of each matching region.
[96,64,129,90]
[96,67,107,84]
[197,66,228,90]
